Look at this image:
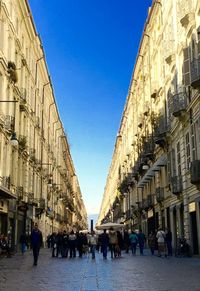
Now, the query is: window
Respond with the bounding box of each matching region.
[191,123,196,161]
[185,132,191,170]
[176,141,181,175]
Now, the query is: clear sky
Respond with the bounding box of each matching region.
[29,0,152,215]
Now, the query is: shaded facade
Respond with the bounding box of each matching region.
[0,0,87,248]
[98,0,200,255]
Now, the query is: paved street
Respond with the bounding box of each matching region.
[0,249,200,291]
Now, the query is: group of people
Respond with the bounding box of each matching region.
[3,223,176,266]
[46,228,148,260]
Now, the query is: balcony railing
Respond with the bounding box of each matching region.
[147,194,153,207]
[171,176,183,195]
[1,176,11,189]
[156,187,164,203]
[190,58,200,89]
[170,92,187,118]
[125,209,131,220]
[154,115,169,147]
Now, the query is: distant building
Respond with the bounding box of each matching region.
[98,0,200,255]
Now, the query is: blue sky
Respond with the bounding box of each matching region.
[29,0,152,215]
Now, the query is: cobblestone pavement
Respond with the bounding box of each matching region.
[0,249,200,291]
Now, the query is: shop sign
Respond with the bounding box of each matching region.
[189,202,196,213]
[148,209,154,218]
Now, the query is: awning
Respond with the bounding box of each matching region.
[0,186,17,199]
[137,155,167,188]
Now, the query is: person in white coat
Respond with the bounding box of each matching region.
[88,231,97,259]
[156,227,166,257]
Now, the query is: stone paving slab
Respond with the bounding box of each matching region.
[0,249,200,291]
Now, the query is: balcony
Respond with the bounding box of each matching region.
[190,160,200,185]
[151,82,160,99]
[4,115,15,132]
[36,198,45,209]
[154,115,169,147]
[142,198,149,210]
[29,148,36,161]
[16,186,23,200]
[156,187,164,203]
[18,135,27,150]
[8,61,18,83]
[170,92,187,118]
[190,58,200,89]
[1,176,11,189]
[147,194,153,208]
[125,209,131,220]
[171,176,183,195]
[55,213,63,222]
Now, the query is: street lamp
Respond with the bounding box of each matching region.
[10,132,18,147]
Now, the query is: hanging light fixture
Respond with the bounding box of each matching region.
[10,132,18,147]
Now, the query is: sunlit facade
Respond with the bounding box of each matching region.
[0,0,87,248]
[98,0,200,255]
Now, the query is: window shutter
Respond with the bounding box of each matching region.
[182,47,190,86]
[197,26,200,55]
[171,148,176,176]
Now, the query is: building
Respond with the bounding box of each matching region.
[0,0,87,249]
[98,0,200,255]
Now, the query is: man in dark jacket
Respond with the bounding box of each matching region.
[101,229,109,259]
[31,223,43,266]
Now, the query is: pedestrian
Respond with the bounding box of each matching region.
[30,223,43,266]
[101,229,109,259]
[165,228,172,256]
[156,227,166,257]
[56,230,63,257]
[61,230,69,258]
[137,229,146,255]
[20,232,28,255]
[109,228,118,259]
[68,230,77,258]
[88,230,97,259]
[124,230,130,253]
[77,232,84,258]
[51,232,57,257]
[148,231,156,255]
[46,234,51,248]
[116,231,123,257]
[129,230,138,255]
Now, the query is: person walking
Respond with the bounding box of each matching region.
[68,230,77,258]
[88,231,97,259]
[109,228,118,259]
[129,231,138,255]
[156,227,166,257]
[51,232,57,257]
[137,229,146,255]
[20,232,28,255]
[124,230,130,253]
[101,229,109,259]
[30,223,43,266]
[77,232,84,258]
[148,231,156,255]
[61,230,69,258]
[165,228,172,256]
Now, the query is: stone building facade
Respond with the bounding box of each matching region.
[98,0,200,255]
[0,0,87,248]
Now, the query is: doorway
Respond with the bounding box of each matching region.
[190,211,199,254]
